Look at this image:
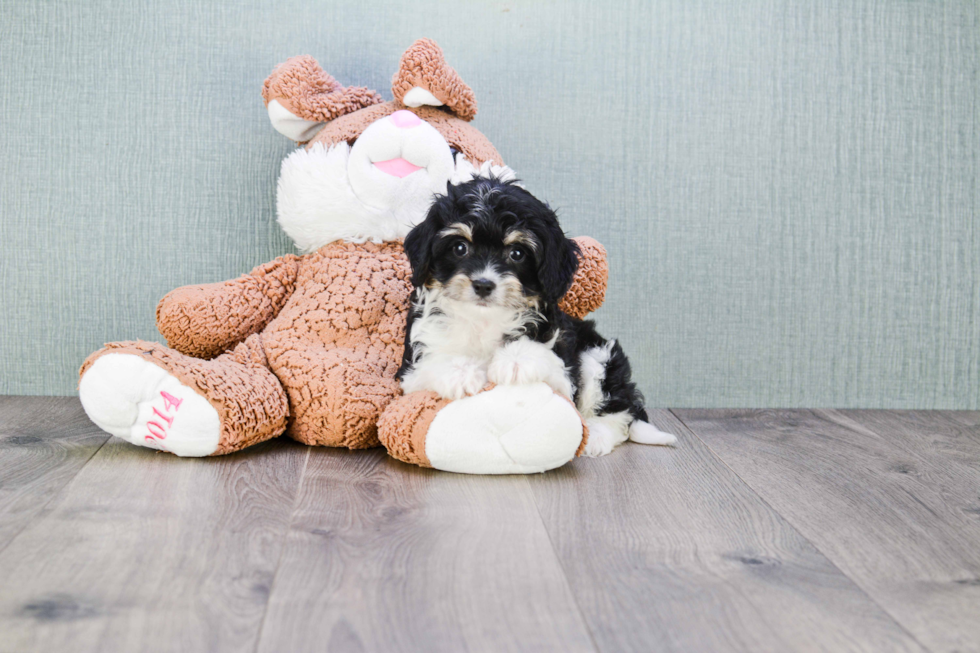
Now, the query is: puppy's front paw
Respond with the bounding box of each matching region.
[401,356,488,400]
[582,418,616,457]
[440,357,488,400]
[583,413,632,457]
[487,356,524,386]
[488,339,572,398]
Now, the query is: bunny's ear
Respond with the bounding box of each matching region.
[262,55,384,142]
[391,39,477,121]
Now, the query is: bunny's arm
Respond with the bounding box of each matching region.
[559,237,609,320]
[156,255,302,359]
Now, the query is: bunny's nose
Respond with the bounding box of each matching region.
[390,110,422,128]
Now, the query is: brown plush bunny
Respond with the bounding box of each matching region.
[78,39,607,473]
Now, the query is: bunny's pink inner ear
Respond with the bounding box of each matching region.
[391,38,477,122]
[262,55,384,141]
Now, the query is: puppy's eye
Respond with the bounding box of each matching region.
[453,241,469,257]
[509,246,526,262]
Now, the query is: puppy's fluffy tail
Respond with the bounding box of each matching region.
[628,419,677,446]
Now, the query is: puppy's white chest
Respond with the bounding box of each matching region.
[414,309,512,362]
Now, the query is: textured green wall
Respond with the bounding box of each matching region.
[1,0,977,407]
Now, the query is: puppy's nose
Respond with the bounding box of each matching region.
[390,110,422,129]
[471,278,496,298]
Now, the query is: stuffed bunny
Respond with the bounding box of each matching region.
[79,39,607,473]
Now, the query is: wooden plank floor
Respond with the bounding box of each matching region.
[0,398,976,652]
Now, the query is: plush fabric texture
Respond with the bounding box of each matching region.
[561,392,591,457]
[391,38,477,121]
[418,383,586,474]
[79,351,223,456]
[157,255,302,360]
[95,241,416,452]
[262,55,383,126]
[304,102,504,167]
[561,237,609,320]
[380,384,592,464]
[261,241,411,448]
[376,389,451,467]
[266,99,327,142]
[80,337,289,456]
[275,143,516,253]
[378,373,593,473]
[263,50,491,158]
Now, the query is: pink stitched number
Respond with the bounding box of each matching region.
[144,391,182,448]
[160,391,183,412]
[147,421,167,440]
[152,406,175,428]
[144,434,168,452]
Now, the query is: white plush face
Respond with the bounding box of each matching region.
[348,110,455,213]
[276,111,516,253]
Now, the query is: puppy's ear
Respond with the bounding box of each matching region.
[404,197,448,286]
[536,219,581,303]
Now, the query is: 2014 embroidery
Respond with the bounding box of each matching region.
[145,391,183,447]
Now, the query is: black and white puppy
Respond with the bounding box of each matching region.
[397,177,675,456]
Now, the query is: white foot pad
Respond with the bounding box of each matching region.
[79,353,221,457]
[425,383,583,474]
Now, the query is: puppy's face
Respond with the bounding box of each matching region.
[405,178,580,309]
[428,219,536,308]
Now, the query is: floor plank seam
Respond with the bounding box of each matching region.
[251,445,311,653]
[0,431,111,560]
[522,476,602,653]
[667,409,934,653]
[821,409,966,476]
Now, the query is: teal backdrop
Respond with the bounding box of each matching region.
[1,0,977,407]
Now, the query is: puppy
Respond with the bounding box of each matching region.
[397,177,676,456]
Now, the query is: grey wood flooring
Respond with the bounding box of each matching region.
[0,397,977,653]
